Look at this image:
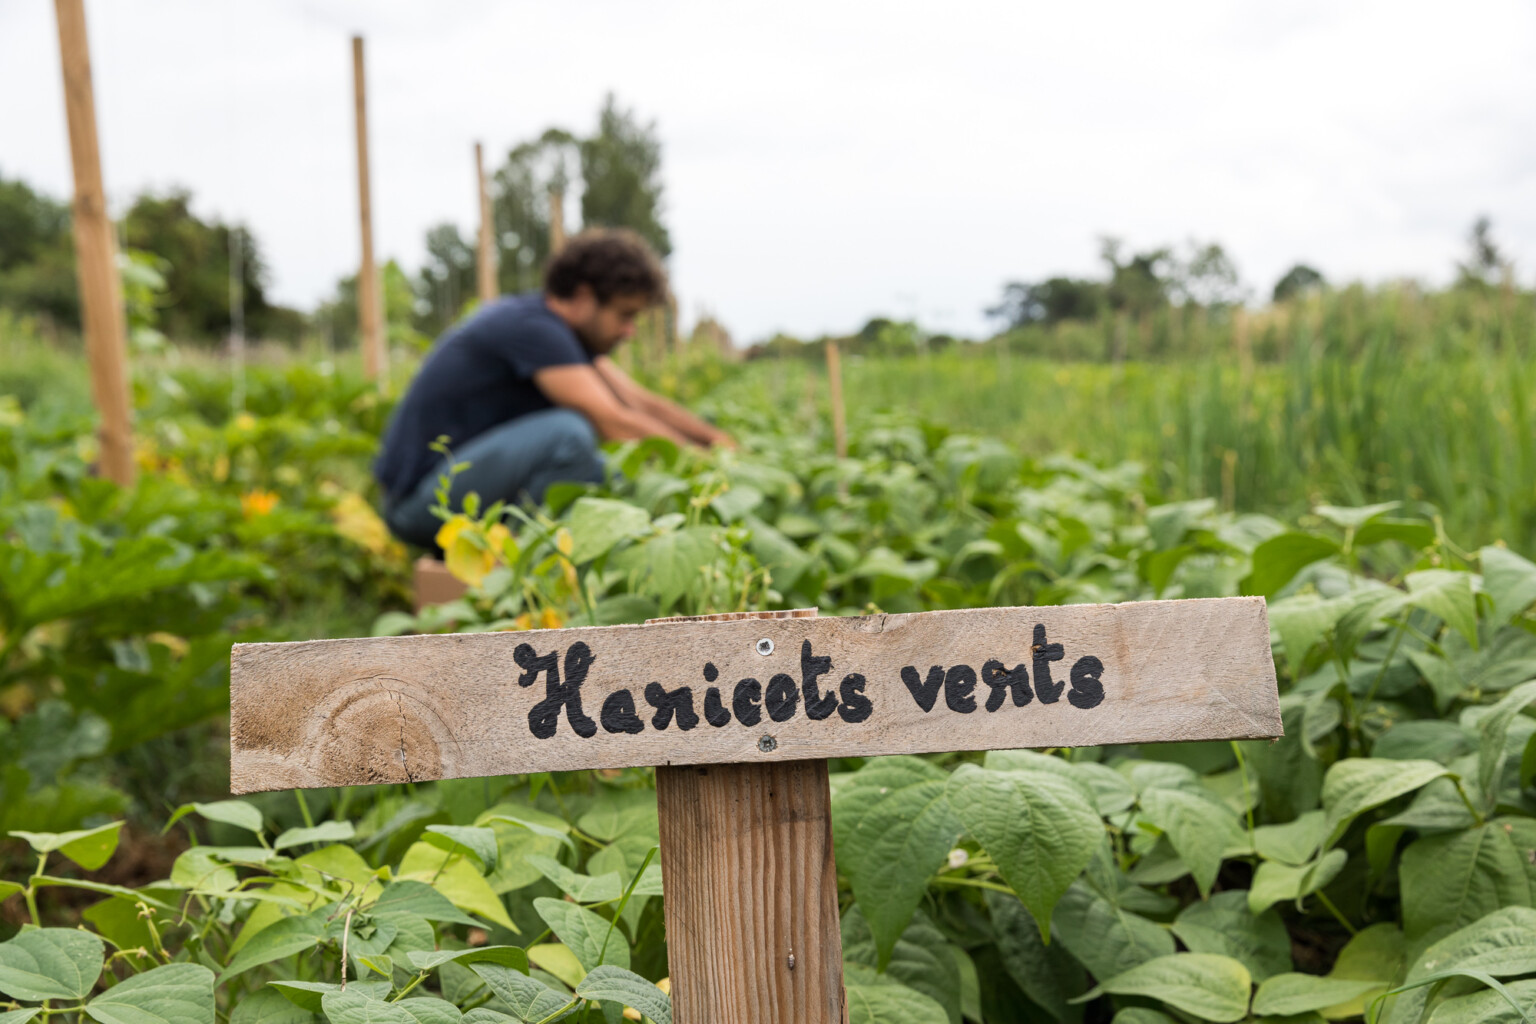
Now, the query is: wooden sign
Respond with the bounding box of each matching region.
[230,597,1280,794]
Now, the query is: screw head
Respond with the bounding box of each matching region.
[756,637,774,656]
[758,734,777,753]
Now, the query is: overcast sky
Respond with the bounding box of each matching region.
[4,0,1534,341]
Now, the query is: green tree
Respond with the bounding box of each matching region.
[986,277,1105,328]
[492,128,580,295]
[1272,263,1325,303]
[0,171,77,325]
[415,222,477,334]
[1100,237,1173,315]
[1456,215,1506,289]
[580,94,671,257]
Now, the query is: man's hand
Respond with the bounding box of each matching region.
[593,357,737,450]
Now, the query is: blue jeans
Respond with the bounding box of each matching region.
[385,408,605,549]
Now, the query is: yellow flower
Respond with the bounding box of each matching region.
[487,522,515,560]
[539,607,564,630]
[441,523,497,588]
[509,613,534,631]
[233,412,258,432]
[241,489,280,518]
[555,527,574,557]
[332,491,399,558]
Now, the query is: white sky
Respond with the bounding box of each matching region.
[3,0,1534,341]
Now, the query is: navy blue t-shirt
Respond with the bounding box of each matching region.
[375,294,592,503]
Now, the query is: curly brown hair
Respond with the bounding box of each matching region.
[543,228,668,305]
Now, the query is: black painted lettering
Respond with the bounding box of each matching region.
[944,664,978,714]
[703,662,719,682]
[901,665,945,712]
[766,673,799,722]
[523,642,598,739]
[703,686,732,727]
[1032,624,1066,703]
[600,689,644,734]
[801,640,839,721]
[1068,656,1106,709]
[837,673,873,723]
[733,678,763,727]
[981,660,1031,711]
[644,683,699,731]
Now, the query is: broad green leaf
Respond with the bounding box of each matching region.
[1267,594,1355,668]
[1315,501,1402,530]
[1406,569,1480,649]
[0,1010,42,1024]
[1137,787,1244,897]
[219,909,327,980]
[1252,810,1326,866]
[268,981,391,1013]
[1323,923,1406,1018]
[1477,680,1536,811]
[1409,907,1536,979]
[83,963,214,1024]
[0,881,19,904]
[843,907,962,1024]
[528,944,586,988]
[616,526,722,608]
[7,821,122,870]
[844,965,950,1024]
[1052,880,1174,982]
[1110,1013,1178,1024]
[1243,532,1341,597]
[319,992,416,1024]
[354,953,392,977]
[1482,546,1536,624]
[1248,849,1347,915]
[273,821,355,851]
[832,756,961,967]
[1172,891,1292,983]
[470,963,575,1022]
[1424,978,1536,1023]
[946,764,1101,939]
[1320,758,1451,848]
[0,927,104,1000]
[1251,973,1381,1016]
[397,841,516,931]
[395,1000,463,1024]
[227,987,317,1024]
[1400,821,1535,939]
[406,946,530,972]
[165,799,264,835]
[524,853,623,903]
[1074,953,1252,1023]
[983,889,1084,1022]
[576,965,672,1024]
[370,880,481,927]
[423,825,499,869]
[533,897,629,972]
[565,497,652,562]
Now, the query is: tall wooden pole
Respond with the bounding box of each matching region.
[474,142,497,304]
[54,0,134,487]
[352,35,386,380]
[548,186,566,253]
[825,340,848,460]
[653,609,846,1024]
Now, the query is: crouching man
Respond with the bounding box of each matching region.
[375,228,733,548]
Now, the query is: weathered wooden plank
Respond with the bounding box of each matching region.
[229,597,1281,794]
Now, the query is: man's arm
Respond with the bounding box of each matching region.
[533,364,692,445]
[593,356,736,448]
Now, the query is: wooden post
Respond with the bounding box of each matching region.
[352,35,386,381]
[653,609,846,1023]
[549,186,566,253]
[825,340,847,460]
[54,0,134,487]
[475,142,497,304]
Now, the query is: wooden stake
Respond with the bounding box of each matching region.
[54,0,134,487]
[351,35,386,380]
[474,142,497,304]
[549,186,566,253]
[652,609,846,1024]
[825,340,847,460]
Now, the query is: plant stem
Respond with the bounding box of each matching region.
[1314,890,1358,936]
[295,788,316,829]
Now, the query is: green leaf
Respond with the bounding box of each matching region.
[228,987,318,1024]
[1478,680,1536,811]
[1252,810,1326,866]
[395,1000,463,1024]
[566,497,652,562]
[533,897,629,972]
[1052,880,1174,983]
[1482,546,1536,623]
[946,764,1101,940]
[83,963,214,1024]
[268,981,391,1013]
[1320,758,1451,848]
[220,909,327,980]
[1137,788,1244,897]
[983,889,1084,1022]
[1110,1012,1178,1024]
[423,825,499,869]
[1400,821,1535,939]
[1074,953,1252,1022]
[842,907,962,1024]
[406,946,530,972]
[1267,594,1355,668]
[1323,923,1406,1018]
[1424,978,1536,1023]
[1406,569,1480,649]
[524,854,623,903]
[0,927,104,1000]
[469,964,575,1023]
[273,821,355,851]
[1248,849,1348,915]
[165,799,264,835]
[832,756,962,967]
[319,992,416,1024]
[1243,532,1340,597]
[1409,906,1536,978]
[845,965,951,1024]
[7,821,123,870]
[1251,973,1381,1016]
[0,1010,42,1024]
[616,526,722,608]
[1172,891,1292,983]
[576,965,672,1024]
[369,880,481,927]
[397,842,517,931]
[1316,501,1403,530]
